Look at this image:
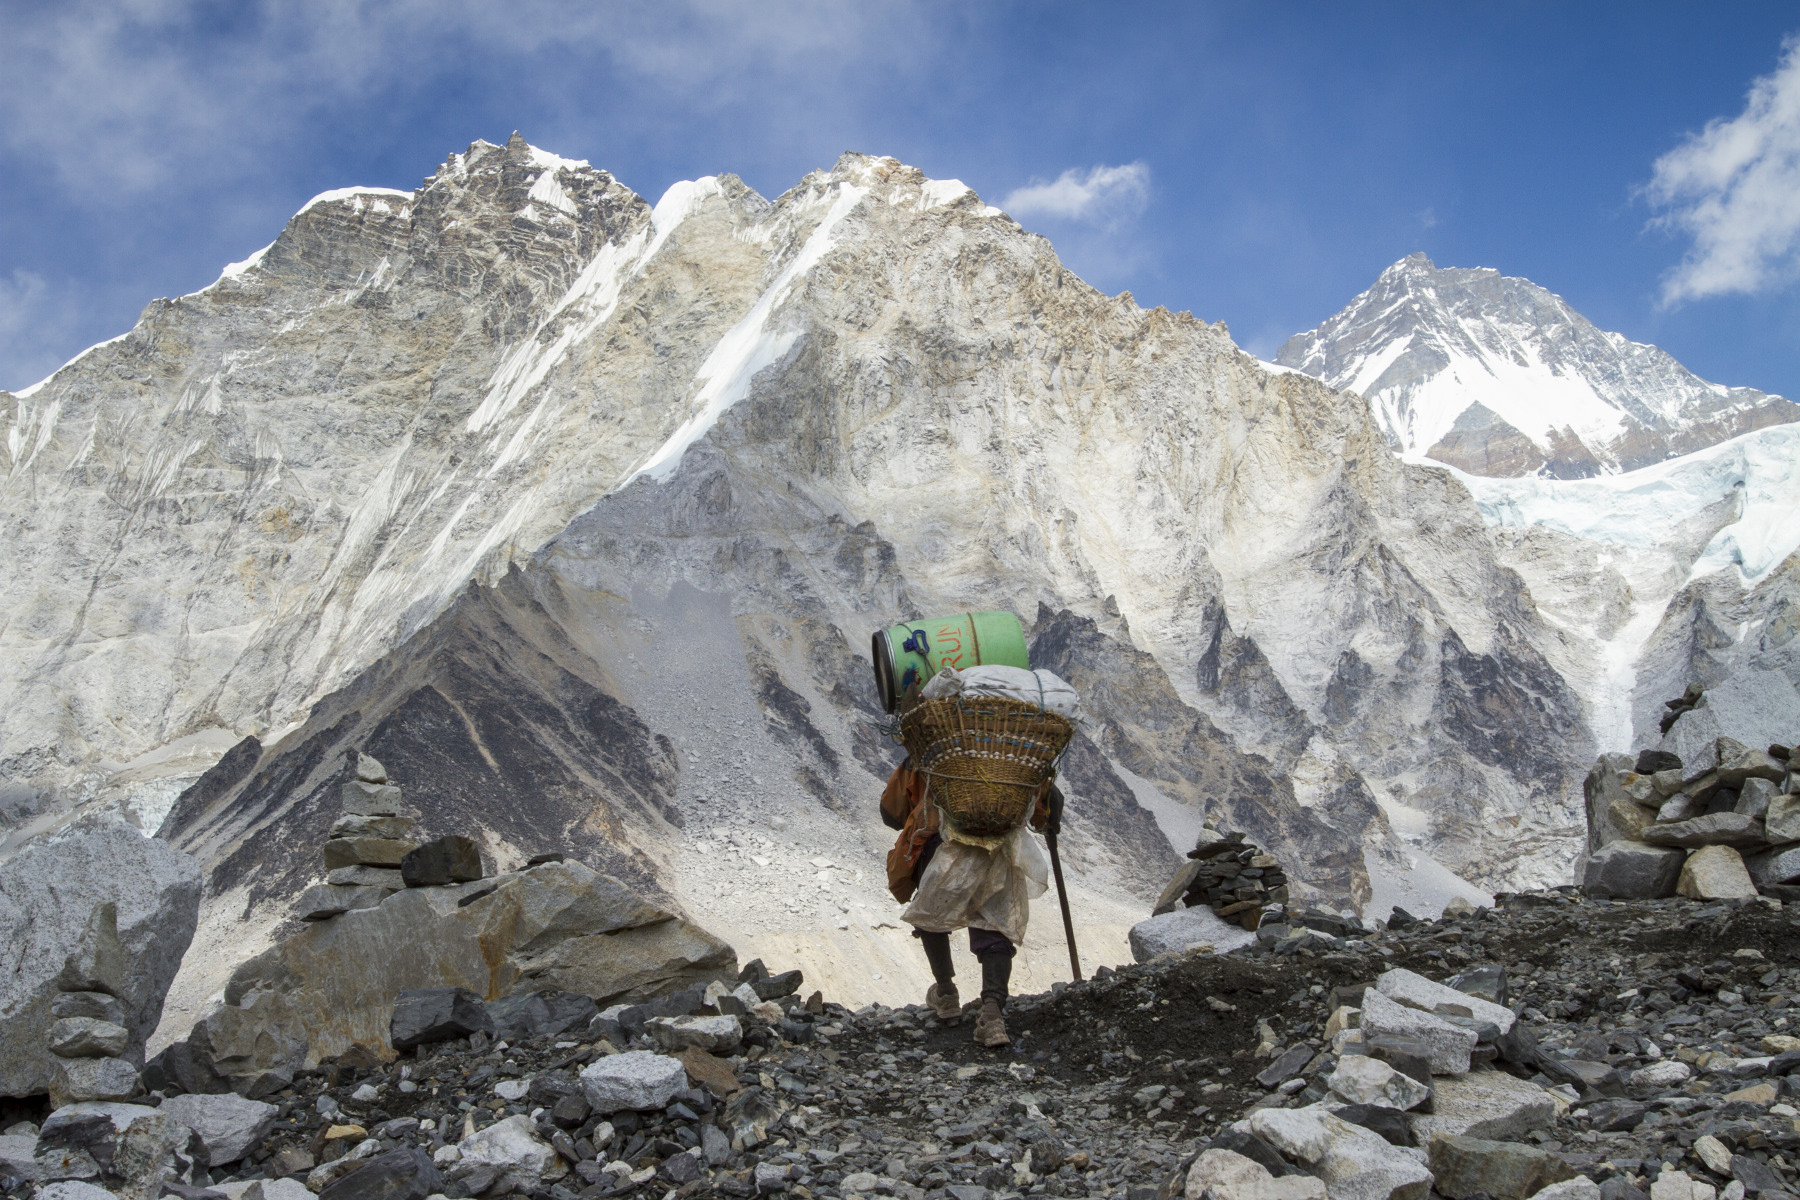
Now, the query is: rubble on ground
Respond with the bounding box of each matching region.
[7,888,1798,1200]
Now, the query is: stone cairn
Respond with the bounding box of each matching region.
[1153,825,1291,930]
[1580,686,1800,902]
[45,901,141,1108]
[297,751,488,922]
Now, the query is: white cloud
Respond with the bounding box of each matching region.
[1648,37,1800,303]
[1000,162,1150,227]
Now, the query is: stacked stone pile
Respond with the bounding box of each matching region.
[296,752,487,922]
[1580,726,1800,902]
[43,905,141,1110]
[1156,828,1291,927]
[1129,831,1361,963]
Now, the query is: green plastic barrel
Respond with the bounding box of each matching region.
[870,611,1029,713]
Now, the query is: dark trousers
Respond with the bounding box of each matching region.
[913,926,1015,1003]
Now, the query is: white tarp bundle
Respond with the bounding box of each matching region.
[918,664,1083,721]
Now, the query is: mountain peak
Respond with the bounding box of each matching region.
[1277,260,1796,477]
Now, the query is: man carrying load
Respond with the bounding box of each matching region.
[869,613,1084,1049]
[881,757,1062,1046]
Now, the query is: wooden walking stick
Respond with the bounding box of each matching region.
[1045,786,1081,981]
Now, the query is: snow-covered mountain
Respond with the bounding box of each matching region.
[1276,253,1800,478]
[5,138,1629,1025]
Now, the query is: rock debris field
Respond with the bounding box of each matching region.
[8,889,1800,1200]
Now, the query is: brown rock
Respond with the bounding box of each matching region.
[678,1047,742,1095]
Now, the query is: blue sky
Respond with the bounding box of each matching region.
[5,2,1800,398]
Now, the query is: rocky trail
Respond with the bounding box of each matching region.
[10,889,1798,1200]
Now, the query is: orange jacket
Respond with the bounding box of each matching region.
[881,759,1057,903]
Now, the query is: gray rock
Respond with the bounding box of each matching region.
[325,866,406,889]
[1718,744,1784,786]
[1640,813,1767,849]
[1359,988,1477,1075]
[454,1114,561,1194]
[317,1147,442,1200]
[1650,768,1684,798]
[36,1184,118,1200]
[1736,778,1780,818]
[352,753,388,784]
[329,814,416,840]
[1249,1105,1432,1200]
[297,884,393,921]
[321,838,416,869]
[190,860,731,1075]
[48,1058,140,1108]
[1656,793,1705,824]
[1327,1056,1431,1111]
[579,1051,686,1114]
[1154,861,1204,913]
[1128,905,1257,962]
[645,1014,743,1054]
[390,988,494,1050]
[0,828,201,1097]
[1745,845,1800,888]
[51,993,124,1024]
[484,990,598,1040]
[1408,1069,1555,1142]
[659,1149,703,1184]
[700,1123,731,1166]
[1428,1135,1576,1200]
[399,836,483,887]
[340,781,409,817]
[56,904,126,998]
[1661,707,1724,781]
[1583,755,1637,853]
[1376,968,1515,1035]
[1766,793,1800,844]
[1256,1045,1316,1089]
[49,1019,129,1059]
[157,1093,278,1165]
[1581,841,1684,898]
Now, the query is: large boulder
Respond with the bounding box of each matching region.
[1581,755,1639,853]
[0,828,202,1097]
[1677,845,1758,900]
[1640,813,1767,850]
[1129,905,1257,962]
[1580,841,1683,898]
[181,860,732,1083]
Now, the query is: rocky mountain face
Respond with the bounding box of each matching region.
[4,137,1601,1024]
[1275,254,1800,479]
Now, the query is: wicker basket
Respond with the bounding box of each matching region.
[899,697,1074,837]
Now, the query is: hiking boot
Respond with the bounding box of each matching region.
[973,997,1009,1047]
[926,982,961,1021]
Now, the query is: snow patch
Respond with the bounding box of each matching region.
[294,187,413,219]
[1444,423,1800,585]
[221,243,273,280]
[919,179,971,209]
[622,184,869,486]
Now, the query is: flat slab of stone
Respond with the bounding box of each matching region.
[1128,905,1256,962]
[325,866,406,889]
[1360,988,1477,1076]
[322,838,417,869]
[48,1018,129,1059]
[1409,1069,1555,1142]
[341,781,409,817]
[1765,795,1800,845]
[1376,968,1515,1035]
[1327,1056,1431,1111]
[297,884,394,921]
[1642,813,1767,849]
